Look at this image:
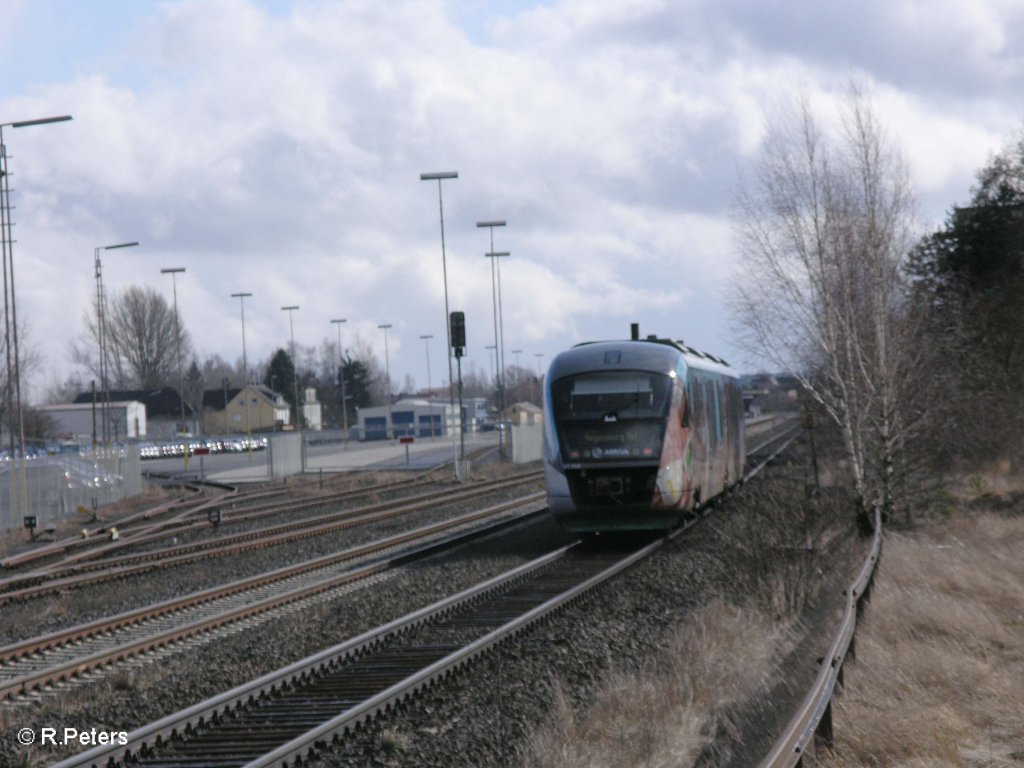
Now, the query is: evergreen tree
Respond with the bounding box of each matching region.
[184,359,204,416]
[908,132,1024,463]
[341,354,371,425]
[265,349,298,425]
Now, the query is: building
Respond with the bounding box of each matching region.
[40,400,146,444]
[356,398,458,441]
[202,385,291,434]
[72,387,191,439]
[301,387,322,431]
[505,401,543,427]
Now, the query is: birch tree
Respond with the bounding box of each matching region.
[732,88,921,525]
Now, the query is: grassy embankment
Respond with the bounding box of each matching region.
[520,474,842,768]
[823,475,1024,767]
[521,472,1024,768]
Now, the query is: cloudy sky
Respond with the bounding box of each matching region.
[1,0,1022,401]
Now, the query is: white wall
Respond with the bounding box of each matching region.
[269,432,303,478]
[510,424,544,464]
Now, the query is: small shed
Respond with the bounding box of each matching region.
[505,401,543,427]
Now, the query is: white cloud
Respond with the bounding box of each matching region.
[0,0,1020,401]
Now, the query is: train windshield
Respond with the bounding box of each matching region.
[551,371,673,463]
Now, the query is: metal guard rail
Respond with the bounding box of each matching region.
[757,505,883,767]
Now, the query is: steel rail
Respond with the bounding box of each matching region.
[49,540,586,768]
[747,421,801,459]
[744,427,801,482]
[247,539,665,768]
[0,483,544,606]
[19,475,433,575]
[0,468,424,573]
[34,471,542,573]
[0,492,207,570]
[0,496,547,699]
[756,506,883,767]
[0,474,543,602]
[45,418,800,767]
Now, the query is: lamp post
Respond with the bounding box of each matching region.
[0,114,71,459]
[331,318,348,434]
[477,220,507,413]
[484,249,510,411]
[420,333,434,437]
[378,323,393,437]
[281,305,301,428]
[231,292,252,436]
[160,267,187,436]
[93,241,140,447]
[420,172,459,469]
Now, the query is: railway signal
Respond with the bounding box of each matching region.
[450,311,467,476]
[450,311,466,358]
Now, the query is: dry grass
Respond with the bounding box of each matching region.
[520,601,795,768]
[824,511,1024,767]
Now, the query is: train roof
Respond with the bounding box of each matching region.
[548,337,738,382]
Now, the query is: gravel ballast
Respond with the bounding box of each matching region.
[0,459,865,767]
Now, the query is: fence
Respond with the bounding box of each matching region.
[0,424,546,532]
[0,447,141,533]
[757,506,883,766]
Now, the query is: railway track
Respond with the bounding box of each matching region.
[0,472,543,603]
[0,469,448,574]
[46,430,803,768]
[0,493,547,702]
[51,535,665,768]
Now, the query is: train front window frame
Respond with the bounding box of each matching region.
[551,370,673,464]
[553,371,671,422]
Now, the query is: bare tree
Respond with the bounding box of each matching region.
[732,87,922,524]
[70,285,192,390]
[200,353,245,389]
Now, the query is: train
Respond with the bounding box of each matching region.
[542,325,745,533]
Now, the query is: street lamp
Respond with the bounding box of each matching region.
[160,267,186,436]
[378,323,393,437]
[231,292,252,436]
[0,114,72,458]
[420,334,434,437]
[484,249,510,412]
[477,219,507,413]
[281,305,301,428]
[331,318,348,434]
[93,241,140,447]
[420,171,459,468]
